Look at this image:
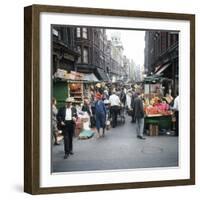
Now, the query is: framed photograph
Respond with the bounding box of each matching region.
[24,4,195,194]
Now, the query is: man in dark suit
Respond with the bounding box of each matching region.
[57,97,77,159]
[133,92,146,140]
[130,91,137,123]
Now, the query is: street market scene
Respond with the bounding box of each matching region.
[51,26,179,173]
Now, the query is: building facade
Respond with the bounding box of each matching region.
[123,56,130,82]
[110,32,124,81]
[52,26,80,75]
[144,31,179,96]
[52,26,131,82]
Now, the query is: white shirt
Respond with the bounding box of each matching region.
[109,94,120,106]
[65,108,72,120]
[126,93,131,109]
[173,96,179,111]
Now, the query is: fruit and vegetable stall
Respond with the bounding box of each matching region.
[143,75,174,136]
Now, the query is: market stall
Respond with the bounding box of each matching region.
[53,69,79,107]
[53,69,101,137]
[53,69,86,106]
[143,75,174,136]
[144,100,173,136]
[82,73,99,99]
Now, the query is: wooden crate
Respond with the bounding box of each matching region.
[149,124,159,136]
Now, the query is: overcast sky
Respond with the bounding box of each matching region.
[106,29,145,66]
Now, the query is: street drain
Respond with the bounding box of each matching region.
[141,146,163,154]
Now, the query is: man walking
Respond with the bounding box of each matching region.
[133,92,146,139]
[57,97,77,159]
[120,87,126,107]
[109,90,121,128]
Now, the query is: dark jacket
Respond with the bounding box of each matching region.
[120,91,126,105]
[131,92,138,109]
[57,106,77,126]
[82,104,91,116]
[133,96,144,119]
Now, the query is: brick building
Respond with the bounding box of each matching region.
[144,31,179,96]
[52,26,127,82]
[52,26,80,75]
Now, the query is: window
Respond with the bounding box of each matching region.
[67,28,71,45]
[59,29,64,41]
[94,31,98,45]
[166,32,169,49]
[52,28,61,41]
[82,28,88,39]
[77,46,81,63]
[83,47,89,63]
[52,29,58,36]
[170,34,174,46]
[76,28,81,38]
[175,34,179,43]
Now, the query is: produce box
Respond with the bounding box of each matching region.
[75,127,82,137]
[75,118,83,137]
[149,124,159,136]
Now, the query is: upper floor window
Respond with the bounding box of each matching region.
[52,29,58,36]
[82,28,88,39]
[83,47,89,63]
[76,28,81,38]
[77,46,81,63]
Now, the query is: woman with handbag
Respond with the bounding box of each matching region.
[95,93,107,138]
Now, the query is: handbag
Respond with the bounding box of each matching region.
[127,109,133,116]
[90,116,96,127]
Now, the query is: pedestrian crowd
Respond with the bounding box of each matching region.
[52,83,179,159]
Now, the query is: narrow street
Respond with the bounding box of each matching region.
[52,116,178,173]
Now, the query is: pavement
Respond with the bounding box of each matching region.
[52,116,178,173]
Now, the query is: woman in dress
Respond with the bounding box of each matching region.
[95,93,107,138]
[52,97,60,145]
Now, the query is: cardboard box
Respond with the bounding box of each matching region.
[75,128,82,137]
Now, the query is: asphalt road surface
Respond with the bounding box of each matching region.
[52,118,178,173]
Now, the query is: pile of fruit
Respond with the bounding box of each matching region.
[69,83,81,91]
[144,105,160,115]
[144,97,172,116]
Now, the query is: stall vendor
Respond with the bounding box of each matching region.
[172,95,179,136]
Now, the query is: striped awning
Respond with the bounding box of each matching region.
[155,63,170,75]
[83,73,99,82]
